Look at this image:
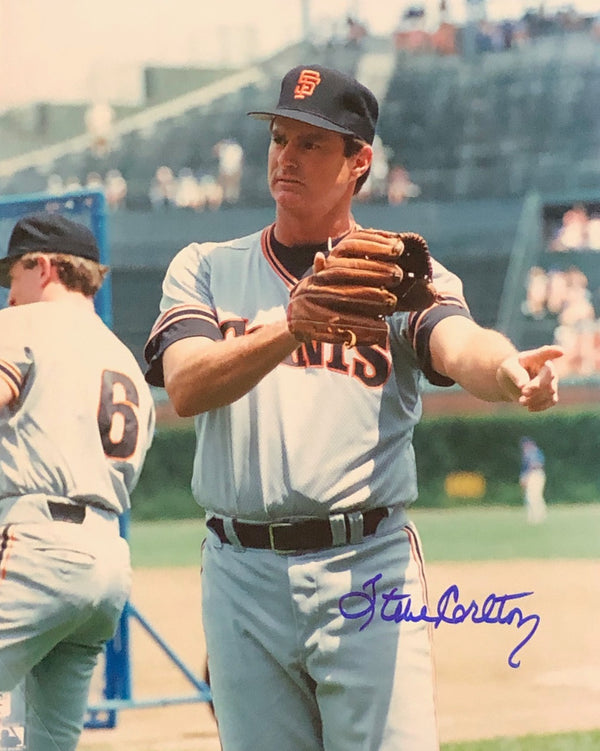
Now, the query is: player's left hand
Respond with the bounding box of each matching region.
[496,345,564,412]
[287,228,438,348]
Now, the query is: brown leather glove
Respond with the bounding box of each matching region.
[287,229,438,348]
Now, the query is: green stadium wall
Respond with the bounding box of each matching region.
[130,407,600,521]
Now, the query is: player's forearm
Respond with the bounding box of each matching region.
[430,318,518,402]
[164,320,300,416]
[450,337,518,402]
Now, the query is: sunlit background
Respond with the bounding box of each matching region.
[1,0,598,105]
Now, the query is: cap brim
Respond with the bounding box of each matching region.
[247,108,355,137]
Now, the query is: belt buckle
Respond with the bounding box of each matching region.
[268,522,297,554]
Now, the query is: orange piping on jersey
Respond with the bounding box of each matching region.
[0,359,22,400]
[404,522,430,606]
[407,293,471,351]
[407,308,430,350]
[261,225,298,288]
[262,223,359,288]
[0,526,16,581]
[404,521,441,747]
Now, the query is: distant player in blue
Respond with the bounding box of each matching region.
[520,437,548,523]
[145,65,562,750]
[0,213,155,751]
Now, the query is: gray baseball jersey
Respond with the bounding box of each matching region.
[0,299,155,751]
[0,300,155,512]
[145,224,470,521]
[144,224,472,751]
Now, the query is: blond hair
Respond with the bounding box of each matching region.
[20,252,109,296]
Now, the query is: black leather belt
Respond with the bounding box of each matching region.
[47,501,86,524]
[206,507,389,554]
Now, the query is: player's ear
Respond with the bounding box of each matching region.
[36,254,54,285]
[351,143,372,180]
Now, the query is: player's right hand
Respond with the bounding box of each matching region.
[496,345,564,412]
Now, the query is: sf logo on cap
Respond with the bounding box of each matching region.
[294,69,322,99]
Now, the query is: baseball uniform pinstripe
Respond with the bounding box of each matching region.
[145,224,471,750]
[0,300,155,751]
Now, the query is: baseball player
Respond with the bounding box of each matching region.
[0,213,155,751]
[519,436,548,523]
[144,65,562,751]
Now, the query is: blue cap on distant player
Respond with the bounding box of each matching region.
[0,212,100,287]
[247,64,378,145]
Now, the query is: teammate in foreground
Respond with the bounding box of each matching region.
[0,213,155,751]
[144,65,562,751]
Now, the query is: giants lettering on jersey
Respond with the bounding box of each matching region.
[220,320,392,388]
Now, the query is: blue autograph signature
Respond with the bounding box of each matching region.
[338,574,541,669]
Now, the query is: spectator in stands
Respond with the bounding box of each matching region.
[557,273,595,329]
[174,168,201,211]
[549,266,598,377]
[587,215,600,250]
[394,3,434,52]
[475,22,495,53]
[541,266,592,321]
[550,204,589,251]
[387,165,421,204]
[85,101,116,157]
[501,20,515,49]
[149,166,176,211]
[346,16,368,47]
[431,20,458,55]
[545,268,570,315]
[197,173,224,212]
[475,20,518,53]
[554,316,598,377]
[105,169,128,211]
[85,172,104,191]
[213,139,244,205]
[522,266,548,319]
[511,17,531,48]
[64,176,83,192]
[523,262,600,377]
[403,5,426,25]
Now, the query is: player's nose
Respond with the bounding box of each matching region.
[277,142,299,168]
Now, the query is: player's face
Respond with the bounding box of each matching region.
[7,259,44,306]
[268,118,368,215]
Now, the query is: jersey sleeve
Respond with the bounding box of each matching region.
[144,242,222,387]
[0,307,34,404]
[403,258,473,386]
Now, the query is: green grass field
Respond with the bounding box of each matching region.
[441,730,600,750]
[78,730,600,751]
[128,503,600,568]
[80,730,600,750]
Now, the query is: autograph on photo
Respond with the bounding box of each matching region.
[339,574,541,668]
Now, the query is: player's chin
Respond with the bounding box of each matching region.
[270,180,304,204]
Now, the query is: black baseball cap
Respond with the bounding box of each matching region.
[0,212,101,287]
[248,64,379,145]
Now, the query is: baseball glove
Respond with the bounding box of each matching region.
[287,228,438,348]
